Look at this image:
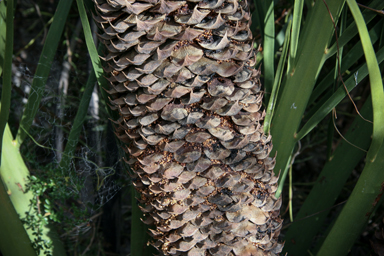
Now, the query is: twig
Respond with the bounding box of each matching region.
[81,221,96,255]
[322,0,372,124]
[357,3,384,16]
[332,109,368,153]
[37,195,41,215]
[31,0,48,44]
[60,211,103,238]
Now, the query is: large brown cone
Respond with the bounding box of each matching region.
[92,0,283,254]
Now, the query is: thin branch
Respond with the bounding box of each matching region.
[332,108,368,153]
[322,0,373,124]
[357,3,384,16]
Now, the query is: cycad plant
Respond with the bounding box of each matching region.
[91,0,283,254]
[2,0,384,255]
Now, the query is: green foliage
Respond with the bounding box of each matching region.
[0,0,5,77]
[271,0,346,197]
[316,0,384,254]
[0,177,36,256]
[25,170,85,227]
[0,0,14,162]
[1,124,66,256]
[22,210,54,256]
[0,0,111,255]
[251,0,384,255]
[16,0,74,146]
[283,97,374,254]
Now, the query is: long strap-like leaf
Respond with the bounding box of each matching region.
[76,0,116,119]
[0,0,14,165]
[271,0,346,198]
[0,0,7,76]
[264,20,291,135]
[283,96,373,255]
[16,0,74,146]
[0,150,36,255]
[316,0,384,255]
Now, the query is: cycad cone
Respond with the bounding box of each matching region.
[93,0,283,254]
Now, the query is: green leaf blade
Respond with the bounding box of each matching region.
[263,0,275,99]
[16,0,74,146]
[271,0,346,198]
[0,0,14,164]
[283,97,373,255]
[316,1,384,254]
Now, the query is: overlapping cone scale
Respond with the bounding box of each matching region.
[93,0,283,254]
